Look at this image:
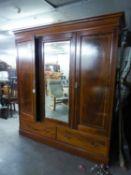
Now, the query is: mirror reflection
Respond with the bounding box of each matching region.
[44,41,70,123]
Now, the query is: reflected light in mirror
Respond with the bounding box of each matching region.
[44,41,70,54]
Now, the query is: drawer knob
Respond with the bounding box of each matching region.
[32,89,36,94]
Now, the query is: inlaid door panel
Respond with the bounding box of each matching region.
[76,31,114,135]
[17,41,35,117]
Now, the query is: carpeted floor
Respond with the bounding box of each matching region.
[0,112,131,175]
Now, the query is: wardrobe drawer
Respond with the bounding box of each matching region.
[20,120,56,139]
[57,127,108,155]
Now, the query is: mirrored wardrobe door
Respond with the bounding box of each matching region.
[43,41,70,123]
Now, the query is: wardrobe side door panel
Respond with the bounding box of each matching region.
[77,32,114,134]
[17,41,35,118]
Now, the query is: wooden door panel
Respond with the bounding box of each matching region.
[57,126,108,155]
[17,41,35,117]
[20,119,56,139]
[78,32,113,133]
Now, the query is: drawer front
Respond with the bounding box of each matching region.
[57,127,108,155]
[20,120,56,139]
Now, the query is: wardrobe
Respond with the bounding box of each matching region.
[15,12,124,164]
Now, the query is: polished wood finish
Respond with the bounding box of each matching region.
[20,127,108,163]
[77,31,114,136]
[15,12,124,164]
[15,13,124,42]
[16,41,35,118]
[57,127,108,155]
[20,119,56,139]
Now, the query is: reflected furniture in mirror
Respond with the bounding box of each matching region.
[46,79,68,111]
[15,13,124,165]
